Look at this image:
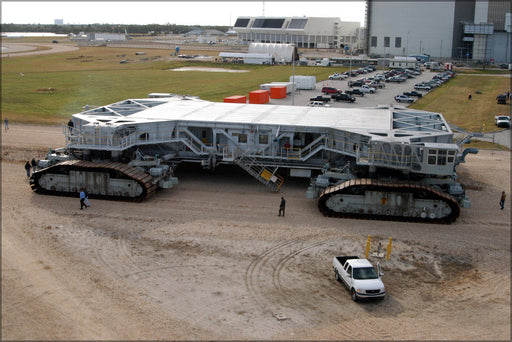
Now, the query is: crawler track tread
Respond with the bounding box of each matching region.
[318,178,460,224]
[29,160,157,202]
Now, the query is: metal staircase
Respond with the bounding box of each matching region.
[234,153,284,192]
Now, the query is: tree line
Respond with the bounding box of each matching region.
[1,23,230,35]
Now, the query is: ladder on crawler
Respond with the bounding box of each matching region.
[234,154,284,192]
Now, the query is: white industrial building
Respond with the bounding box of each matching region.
[231,16,362,50]
[366,0,511,64]
[219,43,298,64]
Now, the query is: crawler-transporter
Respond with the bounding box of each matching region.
[30,94,477,223]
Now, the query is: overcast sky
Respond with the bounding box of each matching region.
[1,1,366,27]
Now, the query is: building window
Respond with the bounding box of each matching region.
[371,36,377,47]
[384,37,390,48]
[395,37,401,48]
[259,134,268,144]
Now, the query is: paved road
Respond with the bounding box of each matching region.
[477,129,511,148]
[1,42,78,57]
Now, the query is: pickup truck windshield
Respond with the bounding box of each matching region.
[353,267,379,279]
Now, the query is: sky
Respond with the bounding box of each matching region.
[1,1,366,27]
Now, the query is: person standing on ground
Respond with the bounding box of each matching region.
[31,158,37,172]
[278,197,286,217]
[4,118,8,131]
[24,161,31,177]
[468,93,472,100]
[499,191,506,210]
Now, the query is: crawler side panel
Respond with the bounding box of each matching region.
[318,178,460,224]
[29,160,157,202]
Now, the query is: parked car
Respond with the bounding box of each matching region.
[414,84,432,90]
[333,256,385,301]
[403,91,423,98]
[308,101,330,107]
[345,89,365,97]
[394,94,414,103]
[495,115,510,128]
[385,76,406,83]
[328,73,347,80]
[496,94,507,104]
[494,115,510,128]
[331,93,356,103]
[352,85,376,94]
[370,81,385,88]
[348,80,364,88]
[310,95,331,102]
[321,87,340,94]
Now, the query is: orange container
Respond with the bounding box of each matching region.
[249,90,269,104]
[224,95,247,103]
[270,86,287,99]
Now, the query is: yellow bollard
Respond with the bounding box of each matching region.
[386,237,393,260]
[365,235,371,258]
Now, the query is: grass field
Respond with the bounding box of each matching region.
[1,45,335,124]
[2,44,511,133]
[410,74,511,132]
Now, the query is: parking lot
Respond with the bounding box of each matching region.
[268,69,439,108]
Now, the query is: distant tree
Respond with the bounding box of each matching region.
[0,23,230,35]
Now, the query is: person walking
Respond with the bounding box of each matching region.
[499,191,506,210]
[80,189,88,210]
[31,158,37,172]
[278,197,286,217]
[4,118,8,131]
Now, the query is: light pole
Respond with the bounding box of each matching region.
[292,46,295,106]
[345,45,351,87]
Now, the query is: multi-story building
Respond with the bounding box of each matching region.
[366,0,511,64]
[231,16,362,50]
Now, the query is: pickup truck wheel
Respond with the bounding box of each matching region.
[351,288,358,301]
[335,270,340,281]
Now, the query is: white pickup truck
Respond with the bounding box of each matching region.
[333,256,385,301]
[495,115,510,128]
[354,85,376,94]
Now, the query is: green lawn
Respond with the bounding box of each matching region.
[410,74,511,132]
[1,46,338,124]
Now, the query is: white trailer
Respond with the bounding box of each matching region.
[289,75,316,90]
[260,82,296,93]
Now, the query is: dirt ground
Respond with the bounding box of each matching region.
[1,123,510,340]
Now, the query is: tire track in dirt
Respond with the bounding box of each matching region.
[245,239,301,314]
